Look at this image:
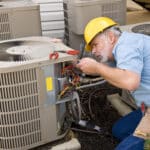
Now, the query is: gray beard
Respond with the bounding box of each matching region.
[91,54,108,63]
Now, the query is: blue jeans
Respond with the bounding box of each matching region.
[112,109,145,150]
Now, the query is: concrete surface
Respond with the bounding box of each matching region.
[127,0,150,24]
[127,10,150,24]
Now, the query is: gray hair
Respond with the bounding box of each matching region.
[105,26,122,37]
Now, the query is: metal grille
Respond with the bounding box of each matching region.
[63,1,70,46]
[0,68,42,149]
[0,131,41,149]
[102,3,123,23]
[63,2,67,11]
[0,12,11,40]
[132,24,150,36]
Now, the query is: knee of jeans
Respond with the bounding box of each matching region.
[112,123,126,141]
[115,135,144,150]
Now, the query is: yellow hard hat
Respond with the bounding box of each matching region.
[84,17,117,51]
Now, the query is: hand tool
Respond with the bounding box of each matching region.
[49,49,80,60]
[49,51,59,60]
[141,102,147,116]
[55,49,80,55]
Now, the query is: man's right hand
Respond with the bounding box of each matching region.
[75,57,100,75]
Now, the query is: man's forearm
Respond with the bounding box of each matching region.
[96,63,140,91]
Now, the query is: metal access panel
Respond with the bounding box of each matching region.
[0,36,76,150]
[0,1,42,41]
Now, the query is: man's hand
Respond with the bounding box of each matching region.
[76,57,100,75]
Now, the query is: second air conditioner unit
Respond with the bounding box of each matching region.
[0,0,42,41]
[63,0,127,50]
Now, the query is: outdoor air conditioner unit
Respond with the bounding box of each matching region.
[63,0,127,50]
[0,1,42,41]
[120,22,150,36]
[0,36,80,150]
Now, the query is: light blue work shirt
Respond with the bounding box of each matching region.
[112,31,150,107]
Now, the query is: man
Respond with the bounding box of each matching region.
[76,17,150,150]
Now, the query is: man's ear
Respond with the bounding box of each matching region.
[108,31,116,44]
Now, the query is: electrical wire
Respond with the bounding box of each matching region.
[76,80,106,89]
[71,91,82,121]
[88,89,103,118]
[70,127,102,134]
[70,127,111,137]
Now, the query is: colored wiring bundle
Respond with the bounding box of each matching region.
[58,65,81,99]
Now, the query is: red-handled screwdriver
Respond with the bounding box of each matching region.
[56,49,80,55]
[141,102,147,116]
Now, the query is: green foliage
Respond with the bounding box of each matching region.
[144,139,150,150]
